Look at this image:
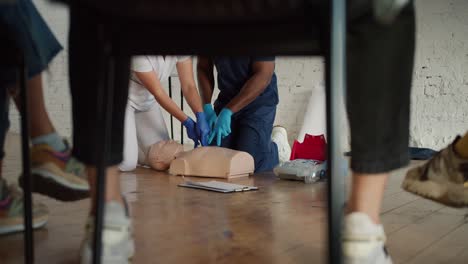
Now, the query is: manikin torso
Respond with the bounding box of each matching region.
[146,140,254,178]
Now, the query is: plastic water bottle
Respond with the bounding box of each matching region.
[303,161,327,184]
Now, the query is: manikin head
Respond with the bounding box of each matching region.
[147,140,184,171]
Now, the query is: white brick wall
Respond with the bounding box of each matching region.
[8,0,468,150]
[275,57,326,142]
[410,0,468,148]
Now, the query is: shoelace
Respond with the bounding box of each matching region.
[66,157,86,178]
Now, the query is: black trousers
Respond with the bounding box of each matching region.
[68,5,130,166]
[347,3,415,173]
[68,2,415,174]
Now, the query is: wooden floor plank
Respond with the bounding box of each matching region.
[451,249,468,264]
[380,191,421,214]
[407,220,468,264]
[386,211,466,263]
[1,134,467,264]
[381,198,445,235]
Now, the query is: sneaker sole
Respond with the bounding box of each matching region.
[80,238,135,264]
[402,177,468,208]
[0,216,48,235]
[344,256,393,264]
[20,169,89,202]
[343,242,393,264]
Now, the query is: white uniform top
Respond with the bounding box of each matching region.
[129,55,191,111]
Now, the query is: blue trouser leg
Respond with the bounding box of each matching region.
[0,0,62,160]
[0,0,62,83]
[219,105,279,173]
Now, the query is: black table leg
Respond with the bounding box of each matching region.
[19,53,34,264]
[92,27,115,264]
[168,77,174,140]
[327,0,347,263]
[180,88,184,145]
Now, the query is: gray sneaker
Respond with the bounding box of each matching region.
[80,202,134,264]
[402,136,468,208]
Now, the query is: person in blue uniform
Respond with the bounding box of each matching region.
[197,56,287,173]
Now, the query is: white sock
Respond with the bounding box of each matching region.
[31,132,66,152]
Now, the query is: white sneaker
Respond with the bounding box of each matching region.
[271,126,291,163]
[343,213,392,264]
[80,202,134,264]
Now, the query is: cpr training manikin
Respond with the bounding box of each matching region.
[146,140,254,179]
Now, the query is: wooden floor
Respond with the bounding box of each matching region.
[0,134,467,264]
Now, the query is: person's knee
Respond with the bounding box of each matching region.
[235,142,257,158]
[238,134,278,172]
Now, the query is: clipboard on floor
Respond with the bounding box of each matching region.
[178,180,258,193]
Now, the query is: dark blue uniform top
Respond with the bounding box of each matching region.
[213,56,278,112]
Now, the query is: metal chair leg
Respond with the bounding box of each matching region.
[180,88,184,145]
[327,0,347,263]
[19,54,34,264]
[92,29,115,264]
[168,77,174,140]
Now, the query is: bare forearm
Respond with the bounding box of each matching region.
[198,73,214,104]
[181,84,203,114]
[197,59,215,104]
[176,59,203,114]
[152,89,188,122]
[226,74,271,113]
[134,71,188,122]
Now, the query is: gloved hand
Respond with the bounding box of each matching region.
[203,104,217,129]
[208,108,233,146]
[195,112,210,146]
[182,117,199,147]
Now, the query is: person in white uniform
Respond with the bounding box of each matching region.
[120,55,210,171]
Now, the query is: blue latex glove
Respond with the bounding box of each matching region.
[208,108,233,146]
[182,117,199,147]
[203,104,217,129]
[195,112,210,146]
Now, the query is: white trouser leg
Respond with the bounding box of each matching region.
[119,103,138,171]
[135,102,170,165]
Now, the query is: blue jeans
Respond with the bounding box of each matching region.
[0,0,62,159]
[215,104,279,173]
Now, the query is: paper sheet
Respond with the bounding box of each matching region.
[178,180,258,193]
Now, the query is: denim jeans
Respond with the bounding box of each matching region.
[215,104,279,173]
[0,0,62,159]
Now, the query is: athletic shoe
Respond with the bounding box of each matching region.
[19,142,89,201]
[271,126,292,163]
[343,212,392,264]
[80,201,134,264]
[0,179,48,235]
[402,136,468,207]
